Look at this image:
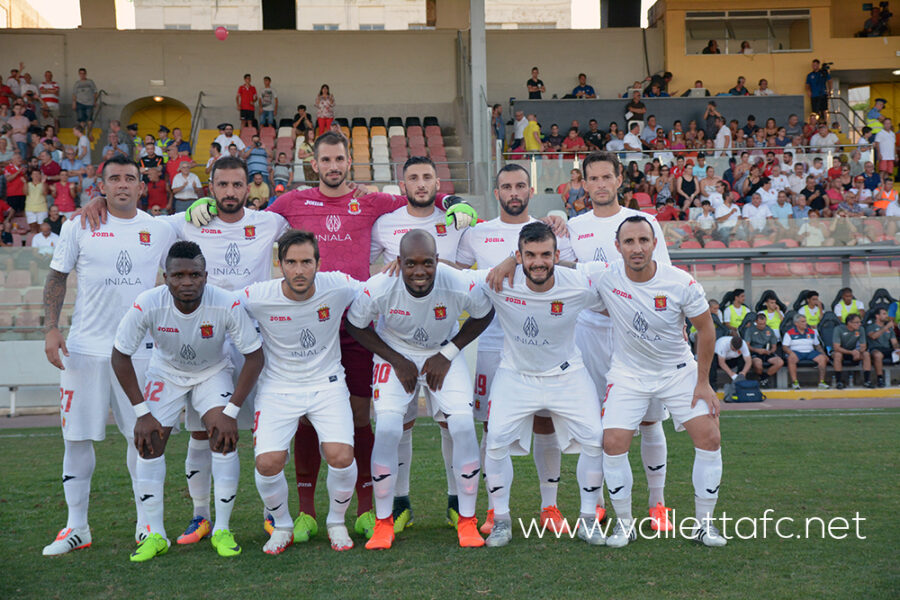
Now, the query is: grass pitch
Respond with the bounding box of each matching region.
[2,408,897,599]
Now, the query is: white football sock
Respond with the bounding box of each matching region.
[211,451,239,533]
[136,455,167,539]
[693,447,722,523]
[603,451,633,522]
[440,425,457,495]
[371,412,402,519]
[396,427,413,497]
[480,432,493,510]
[532,432,561,509]
[255,469,291,529]
[62,439,94,530]
[484,446,514,517]
[446,414,480,518]
[640,422,667,508]
[326,461,358,525]
[186,437,212,520]
[576,445,604,517]
[125,440,147,530]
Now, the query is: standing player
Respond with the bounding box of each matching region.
[41,155,177,556]
[188,132,477,538]
[587,216,725,547]
[566,151,673,531]
[456,164,575,535]
[346,230,495,549]
[475,222,607,547]
[242,230,363,554]
[111,242,264,562]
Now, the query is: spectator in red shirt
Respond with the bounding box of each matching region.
[560,127,588,159]
[38,150,61,184]
[144,167,171,212]
[164,144,193,183]
[655,196,681,221]
[3,151,27,212]
[826,157,843,181]
[236,73,257,129]
[0,82,12,108]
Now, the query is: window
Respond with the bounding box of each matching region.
[164,24,191,30]
[685,9,810,54]
[313,24,339,31]
[408,24,435,30]
[359,24,385,30]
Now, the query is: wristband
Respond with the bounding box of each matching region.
[133,402,150,418]
[223,402,241,419]
[439,342,460,361]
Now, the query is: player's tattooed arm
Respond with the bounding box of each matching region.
[43,268,69,369]
[345,319,418,393]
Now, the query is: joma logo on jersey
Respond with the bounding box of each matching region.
[435,223,447,236]
[318,305,330,321]
[433,304,447,320]
[389,309,411,316]
[157,326,179,333]
[654,295,667,311]
[392,228,411,236]
[612,288,633,299]
[91,231,115,238]
[550,301,564,316]
[305,200,324,206]
[138,231,151,246]
[200,323,214,338]
[244,226,256,239]
[504,297,526,305]
[201,228,223,234]
[270,316,292,321]
[347,199,361,214]
[484,237,505,243]
[577,233,594,240]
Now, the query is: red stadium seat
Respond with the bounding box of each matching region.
[789,262,816,277]
[425,125,441,137]
[850,261,867,276]
[640,207,657,215]
[438,181,455,194]
[869,261,896,275]
[816,262,842,275]
[633,192,653,207]
[407,125,423,137]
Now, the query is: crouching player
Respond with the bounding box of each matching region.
[241,230,363,554]
[345,229,495,549]
[585,216,725,548]
[111,241,264,562]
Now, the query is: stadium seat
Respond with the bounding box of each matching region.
[369,117,386,128]
[0,289,21,304]
[373,165,392,182]
[425,125,442,137]
[633,192,653,208]
[5,270,31,288]
[340,126,351,139]
[22,287,42,306]
[387,117,403,128]
[370,126,387,137]
[423,116,439,127]
[352,164,372,181]
[409,147,428,158]
[438,181,455,194]
[407,125,424,138]
[388,125,405,138]
[277,126,293,138]
[789,261,816,277]
[260,126,276,138]
[405,116,421,128]
[869,261,895,275]
[640,207,657,215]
[15,310,42,330]
[850,261,867,276]
[351,117,367,129]
[816,262,841,276]
[351,126,368,138]
[335,117,350,128]
[382,184,402,195]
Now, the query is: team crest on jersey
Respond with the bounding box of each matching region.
[244,225,256,239]
[654,295,667,311]
[317,305,331,322]
[433,304,447,320]
[139,230,151,246]
[550,300,564,316]
[347,199,361,214]
[200,322,214,338]
[434,223,447,237]
[373,388,380,399]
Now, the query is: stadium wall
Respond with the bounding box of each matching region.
[0,27,663,131]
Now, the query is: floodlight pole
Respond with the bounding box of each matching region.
[469,0,489,198]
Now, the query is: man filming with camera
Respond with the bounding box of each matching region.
[858,3,892,37]
[806,59,833,121]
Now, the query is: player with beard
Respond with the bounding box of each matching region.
[454,164,576,535]
[80,157,291,545]
[187,132,478,540]
[492,152,674,532]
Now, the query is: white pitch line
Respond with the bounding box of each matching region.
[722,410,899,418]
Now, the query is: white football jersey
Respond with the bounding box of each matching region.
[114,284,261,386]
[162,210,289,290]
[584,261,708,376]
[50,213,177,358]
[347,263,492,357]
[473,266,602,376]
[567,207,670,326]
[456,216,575,351]
[242,272,361,394]
[370,206,463,264]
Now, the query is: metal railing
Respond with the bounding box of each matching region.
[829,95,867,139]
[189,91,207,157]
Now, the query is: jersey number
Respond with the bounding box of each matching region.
[475,374,487,396]
[59,388,74,413]
[373,363,392,384]
[143,381,164,402]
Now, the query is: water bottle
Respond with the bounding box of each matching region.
[848,374,854,387]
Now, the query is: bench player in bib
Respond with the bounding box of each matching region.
[241,230,365,554]
[111,242,264,562]
[346,229,495,549]
[42,155,177,556]
[583,216,725,547]
[473,222,607,547]
[188,133,478,539]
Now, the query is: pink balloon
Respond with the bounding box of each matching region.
[215,26,228,41]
